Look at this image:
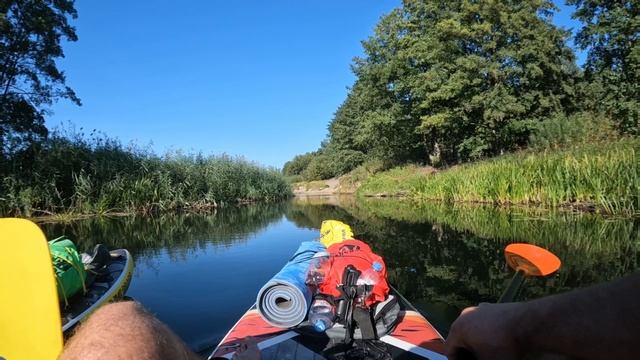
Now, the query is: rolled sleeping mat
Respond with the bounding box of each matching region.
[257,241,326,328]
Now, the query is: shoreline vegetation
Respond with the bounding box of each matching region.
[283,0,638,218]
[0,129,292,219]
[359,138,639,216]
[292,138,639,217]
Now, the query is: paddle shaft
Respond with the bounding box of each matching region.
[497,269,526,303]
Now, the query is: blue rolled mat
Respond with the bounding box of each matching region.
[257,241,326,328]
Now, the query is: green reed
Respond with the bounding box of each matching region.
[359,138,639,215]
[0,131,292,217]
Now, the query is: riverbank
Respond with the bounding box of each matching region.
[357,139,639,216]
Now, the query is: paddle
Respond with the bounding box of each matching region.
[498,243,561,303]
[456,243,561,360]
[0,218,63,360]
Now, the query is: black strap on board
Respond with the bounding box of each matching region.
[353,306,376,340]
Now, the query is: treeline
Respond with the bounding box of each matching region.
[0,129,291,217]
[284,0,639,180]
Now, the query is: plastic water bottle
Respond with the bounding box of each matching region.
[306,252,330,286]
[357,261,383,286]
[356,261,384,304]
[308,298,335,332]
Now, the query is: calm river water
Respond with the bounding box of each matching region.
[41,196,639,354]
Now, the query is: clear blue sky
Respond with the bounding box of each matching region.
[48,1,584,169]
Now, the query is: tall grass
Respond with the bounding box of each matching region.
[359,139,639,215]
[0,129,291,217]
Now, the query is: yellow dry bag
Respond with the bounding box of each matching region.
[320,220,354,247]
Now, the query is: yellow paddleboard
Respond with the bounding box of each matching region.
[0,218,63,360]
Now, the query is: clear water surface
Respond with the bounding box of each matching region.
[41,197,640,354]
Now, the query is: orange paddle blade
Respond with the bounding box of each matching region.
[504,243,561,276]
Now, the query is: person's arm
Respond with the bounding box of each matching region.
[445,272,640,360]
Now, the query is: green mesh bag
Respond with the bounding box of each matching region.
[48,237,86,306]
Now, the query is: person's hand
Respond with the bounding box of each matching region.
[445,302,525,360]
[232,337,262,360]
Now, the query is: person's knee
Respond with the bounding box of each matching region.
[87,300,145,322]
[63,301,198,360]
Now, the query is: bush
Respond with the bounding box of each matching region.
[302,154,337,180]
[331,150,366,175]
[283,152,316,176]
[529,112,619,150]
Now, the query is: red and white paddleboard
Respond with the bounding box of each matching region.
[209,287,446,360]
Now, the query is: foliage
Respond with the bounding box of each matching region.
[287,0,586,179]
[0,128,292,216]
[568,0,640,133]
[285,148,367,181]
[0,0,80,159]
[355,164,429,196]
[282,152,316,176]
[300,153,337,180]
[359,138,640,215]
[337,159,386,193]
[528,112,619,149]
[286,0,640,182]
[401,0,578,162]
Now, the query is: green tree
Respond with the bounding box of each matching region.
[568,0,639,133]
[328,9,428,166]
[0,0,80,159]
[298,0,580,177]
[402,0,579,162]
[283,152,317,176]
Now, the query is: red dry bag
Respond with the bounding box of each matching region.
[318,239,389,307]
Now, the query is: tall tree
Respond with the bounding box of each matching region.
[404,0,579,162]
[329,0,580,167]
[328,9,426,165]
[0,0,80,158]
[568,0,639,133]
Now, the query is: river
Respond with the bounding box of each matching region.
[41,196,640,354]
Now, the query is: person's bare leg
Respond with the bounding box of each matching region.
[61,301,199,360]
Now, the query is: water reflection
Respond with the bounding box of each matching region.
[288,196,640,333]
[41,202,289,256]
[37,197,639,348]
[40,202,315,352]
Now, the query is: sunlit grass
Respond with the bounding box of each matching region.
[359,139,639,215]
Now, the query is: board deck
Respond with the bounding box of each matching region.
[61,249,134,333]
[209,289,446,360]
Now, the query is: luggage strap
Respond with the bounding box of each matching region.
[336,265,379,343]
[353,307,376,340]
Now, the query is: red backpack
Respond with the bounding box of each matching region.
[318,239,389,307]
